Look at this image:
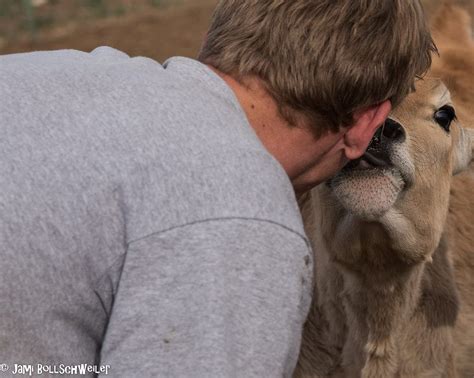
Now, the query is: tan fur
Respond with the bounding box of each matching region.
[431,4,474,376]
[295,3,474,378]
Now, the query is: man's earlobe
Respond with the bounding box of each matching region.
[344,100,392,160]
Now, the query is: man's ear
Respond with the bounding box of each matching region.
[343,100,392,160]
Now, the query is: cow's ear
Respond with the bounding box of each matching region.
[453,126,474,175]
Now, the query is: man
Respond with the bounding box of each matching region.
[0,1,434,377]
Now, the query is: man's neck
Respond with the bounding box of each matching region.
[207,66,348,193]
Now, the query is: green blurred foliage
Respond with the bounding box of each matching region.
[0,0,174,39]
[0,0,21,17]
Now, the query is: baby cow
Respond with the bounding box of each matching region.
[295,4,474,378]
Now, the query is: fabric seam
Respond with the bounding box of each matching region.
[127,216,310,250]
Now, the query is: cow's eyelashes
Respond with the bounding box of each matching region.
[434,105,456,132]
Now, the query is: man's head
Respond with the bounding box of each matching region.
[200,0,436,191]
[200,0,435,133]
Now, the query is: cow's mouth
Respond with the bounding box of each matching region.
[343,126,396,172]
[327,127,410,220]
[344,150,392,171]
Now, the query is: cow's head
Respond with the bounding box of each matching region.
[319,78,473,262]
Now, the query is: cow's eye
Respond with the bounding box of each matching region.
[434,105,456,132]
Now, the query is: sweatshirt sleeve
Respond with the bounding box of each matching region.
[99,218,312,378]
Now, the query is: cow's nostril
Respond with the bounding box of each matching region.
[382,119,405,142]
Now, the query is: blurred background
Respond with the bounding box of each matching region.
[0,0,218,62]
[0,0,473,63]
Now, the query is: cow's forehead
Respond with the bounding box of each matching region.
[429,79,451,104]
[418,77,451,104]
[394,78,452,117]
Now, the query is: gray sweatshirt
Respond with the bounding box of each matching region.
[0,47,312,377]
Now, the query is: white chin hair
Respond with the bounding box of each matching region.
[331,169,404,220]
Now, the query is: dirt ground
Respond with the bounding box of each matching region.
[1,0,473,63]
[0,0,218,62]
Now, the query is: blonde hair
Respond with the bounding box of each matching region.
[199,0,436,134]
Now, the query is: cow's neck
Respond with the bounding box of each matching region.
[322,213,428,375]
